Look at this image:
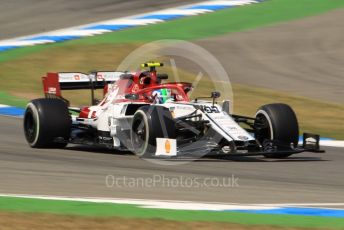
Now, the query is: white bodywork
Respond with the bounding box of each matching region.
[72,99,254,149]
[63,70,254,150]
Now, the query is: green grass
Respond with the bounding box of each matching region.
[0,0,343,62]
[0,197,343,229]
[0,91,28,108]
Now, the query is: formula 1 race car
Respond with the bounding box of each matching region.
[23,62,323,158]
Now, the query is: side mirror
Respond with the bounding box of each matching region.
[211,91,221,98]
[194,91,221,104]
[125,94,139,100]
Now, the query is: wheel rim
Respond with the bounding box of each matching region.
[132,115,148,155]
[24,109,36,143]
[254,113,271,144]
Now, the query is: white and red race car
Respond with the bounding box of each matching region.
[23,62,323,158]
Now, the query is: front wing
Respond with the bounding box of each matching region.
[156,133,324,158]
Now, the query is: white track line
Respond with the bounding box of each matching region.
[319,140,344,148]
[0,40,55,46]
[197,0,257,6]
[0,104,10,108]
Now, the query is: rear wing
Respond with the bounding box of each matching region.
[42,71,124,105]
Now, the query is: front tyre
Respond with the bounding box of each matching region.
[254,103,299,158]
[131,106,175,157]
[23,98,71,148]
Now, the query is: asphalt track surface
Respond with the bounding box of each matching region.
[0,0,202,40]
[0,116,343,206]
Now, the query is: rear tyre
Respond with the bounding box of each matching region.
[131,106,175,157]
[254,103,299,158]
[23,98,71,148]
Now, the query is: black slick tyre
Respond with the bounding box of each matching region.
[254,103,299,158]
[23,98,71,148]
